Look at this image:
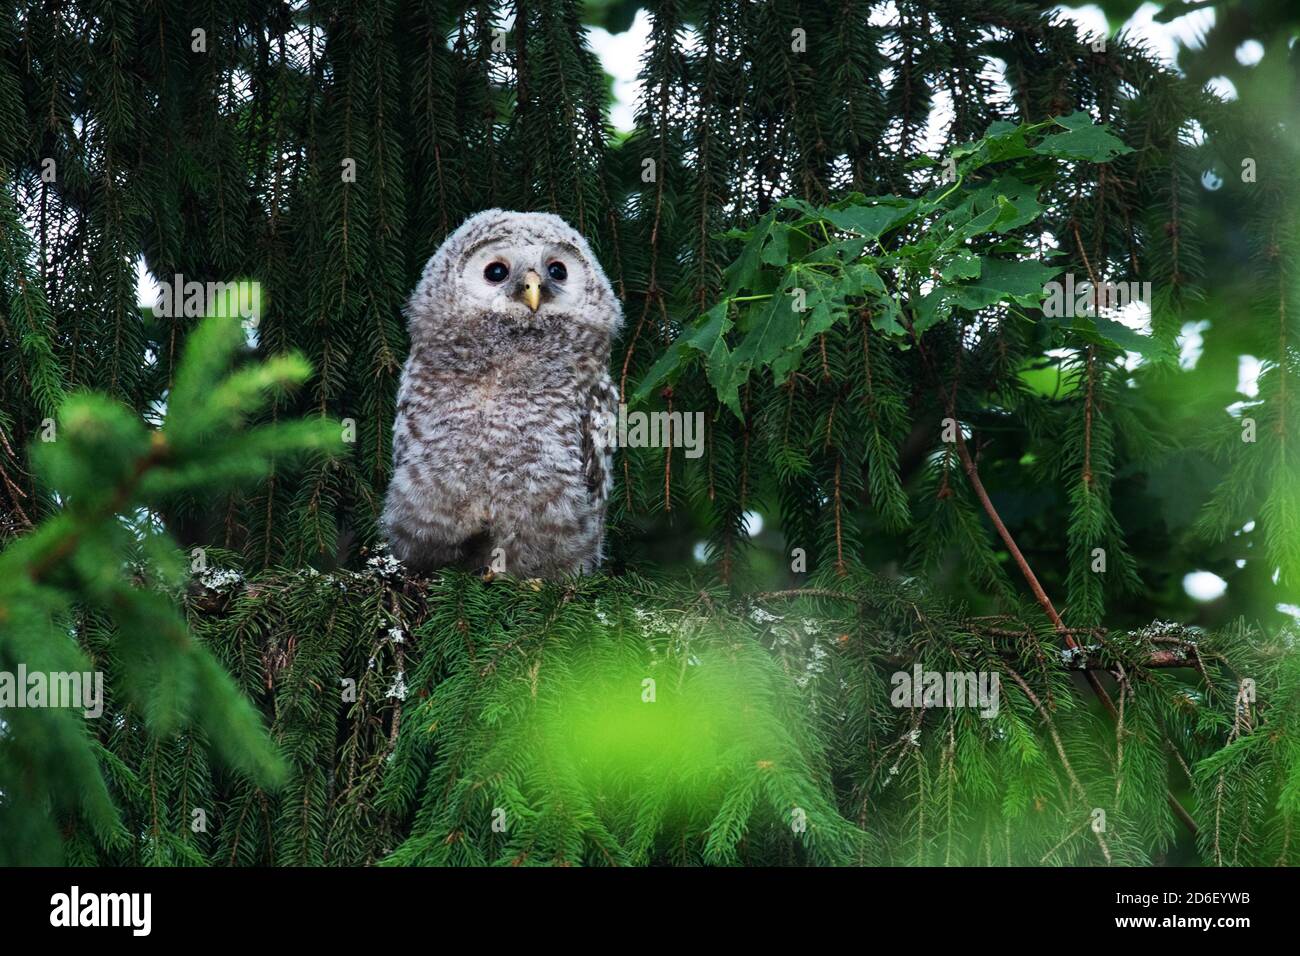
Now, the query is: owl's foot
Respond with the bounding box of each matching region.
[523,578,543,591]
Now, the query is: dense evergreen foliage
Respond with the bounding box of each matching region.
[0,0,1296,865]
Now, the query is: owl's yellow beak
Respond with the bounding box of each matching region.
[521,269,542,312]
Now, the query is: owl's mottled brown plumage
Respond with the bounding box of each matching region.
[382,209,622,578]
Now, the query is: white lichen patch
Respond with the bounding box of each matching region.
[198,567,244,591]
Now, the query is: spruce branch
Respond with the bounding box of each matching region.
[954,431,1199,836]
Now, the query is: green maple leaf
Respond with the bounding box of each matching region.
[1035,111,1133,163]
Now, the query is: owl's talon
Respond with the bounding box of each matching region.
[524,578,543,591]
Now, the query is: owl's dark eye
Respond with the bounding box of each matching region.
[547,261,567,282]
[484,261,509,283]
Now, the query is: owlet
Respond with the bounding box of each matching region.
[383,209,622,579]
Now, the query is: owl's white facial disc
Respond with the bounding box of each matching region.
[405,209,623,348]
[461,237,589,321]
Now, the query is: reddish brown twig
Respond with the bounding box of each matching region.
[954,431,1198,837]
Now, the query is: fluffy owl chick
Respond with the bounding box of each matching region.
[383,209,622,579]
